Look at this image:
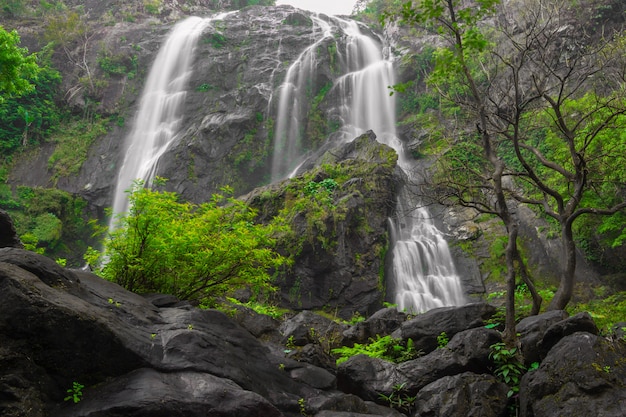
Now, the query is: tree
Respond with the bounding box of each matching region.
[392,0,626,315]
[471,0,626,310]
[0,44,62,156]
[0,26,40,103]
[388,0,523,343]
[99,181,289,304]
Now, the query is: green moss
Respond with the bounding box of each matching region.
[2,186,95,265]
[48,117,109,185]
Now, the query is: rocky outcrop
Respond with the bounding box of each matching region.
[0,249,398,417]
[391,302,497,354]
[412,372,509,417]
[337,326,503,402]
[520,332,626,417]
[0,210,22,248]
[246,131,400,318]
[1,250,624,416]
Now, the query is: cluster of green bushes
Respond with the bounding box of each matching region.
[88,180,290,306]
[0,32,63,161]
[0,180,93,265]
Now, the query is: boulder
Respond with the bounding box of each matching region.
[286,343,338,372]
[289,364,337,390]
[520,332,626,417]
[280,310,348,348]
[516,310,568,365]
[537,311,599,354]
[392,303,496,353]
[412,372,509,417]
[337,355,401,402]
[3,249,413,416]
[306,391,405,417]
[230,303,282,339]
[0,247,80,287]
[343,308,407,345]
[52,368,284,417]
[337,327,502,403]
[0,210,22,248]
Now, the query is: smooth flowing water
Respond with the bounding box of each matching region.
[271,16,465,313]
[270,16,333,181]
[109,16,218,230]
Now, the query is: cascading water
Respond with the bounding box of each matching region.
[109,15,225,230]
[271,15,465,313]
[270,16,333,181]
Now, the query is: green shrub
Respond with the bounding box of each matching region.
[98,182,289,304]
[332,335,420,365]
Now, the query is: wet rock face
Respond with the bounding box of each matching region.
[520,332,626,417]
[245,132,399,317]
[0,210,22,249]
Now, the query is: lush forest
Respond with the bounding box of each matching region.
[1,0,625,333]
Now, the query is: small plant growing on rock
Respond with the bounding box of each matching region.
[298,397,309,416]
[436,331,449,348]
[64,381,84,403]
[489,342,526,398]
[378,383,416,414]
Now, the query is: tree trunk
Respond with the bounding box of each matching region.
[515,250,542,315]
[503,223,518,344]
[547,221,576,310]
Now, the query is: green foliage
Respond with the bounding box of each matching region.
[143,0,162,14]
[332,335,421,365]
[64,381,84,403]
[378,383,416,415]
[304,178,338,198]
[0,27,40,102]
[99,182,288,304]
[0,48,62,158]
[2,186,92,262]
[196,83,215,92]
[306,81,335,142]
[205,33,227,49]
[43,11,88,48]
[436,331,449,348]
[568,292,626,334]
[97,49,138,79]
[48,117,109,184]
[489,342,527,398]
[223,297,288,319]
[1,0,26,17]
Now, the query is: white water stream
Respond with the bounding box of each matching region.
[271,16,465,313]
[109,15,225,230]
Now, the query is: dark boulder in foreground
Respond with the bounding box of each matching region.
[520,331,626,417]
[1,233,623,417]
[0,249,398,417]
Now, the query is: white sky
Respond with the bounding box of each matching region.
[275,0,358,16]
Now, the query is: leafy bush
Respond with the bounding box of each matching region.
[98,182,288,304]
[332,335,420,365]
[0,34,61,159]
[489,342,528,398]
[1,186,93,263]
[47,116,109,184]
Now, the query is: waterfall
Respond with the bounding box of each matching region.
[270,16,333,181]
[109,15,222,230]
[271,16,465,313]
